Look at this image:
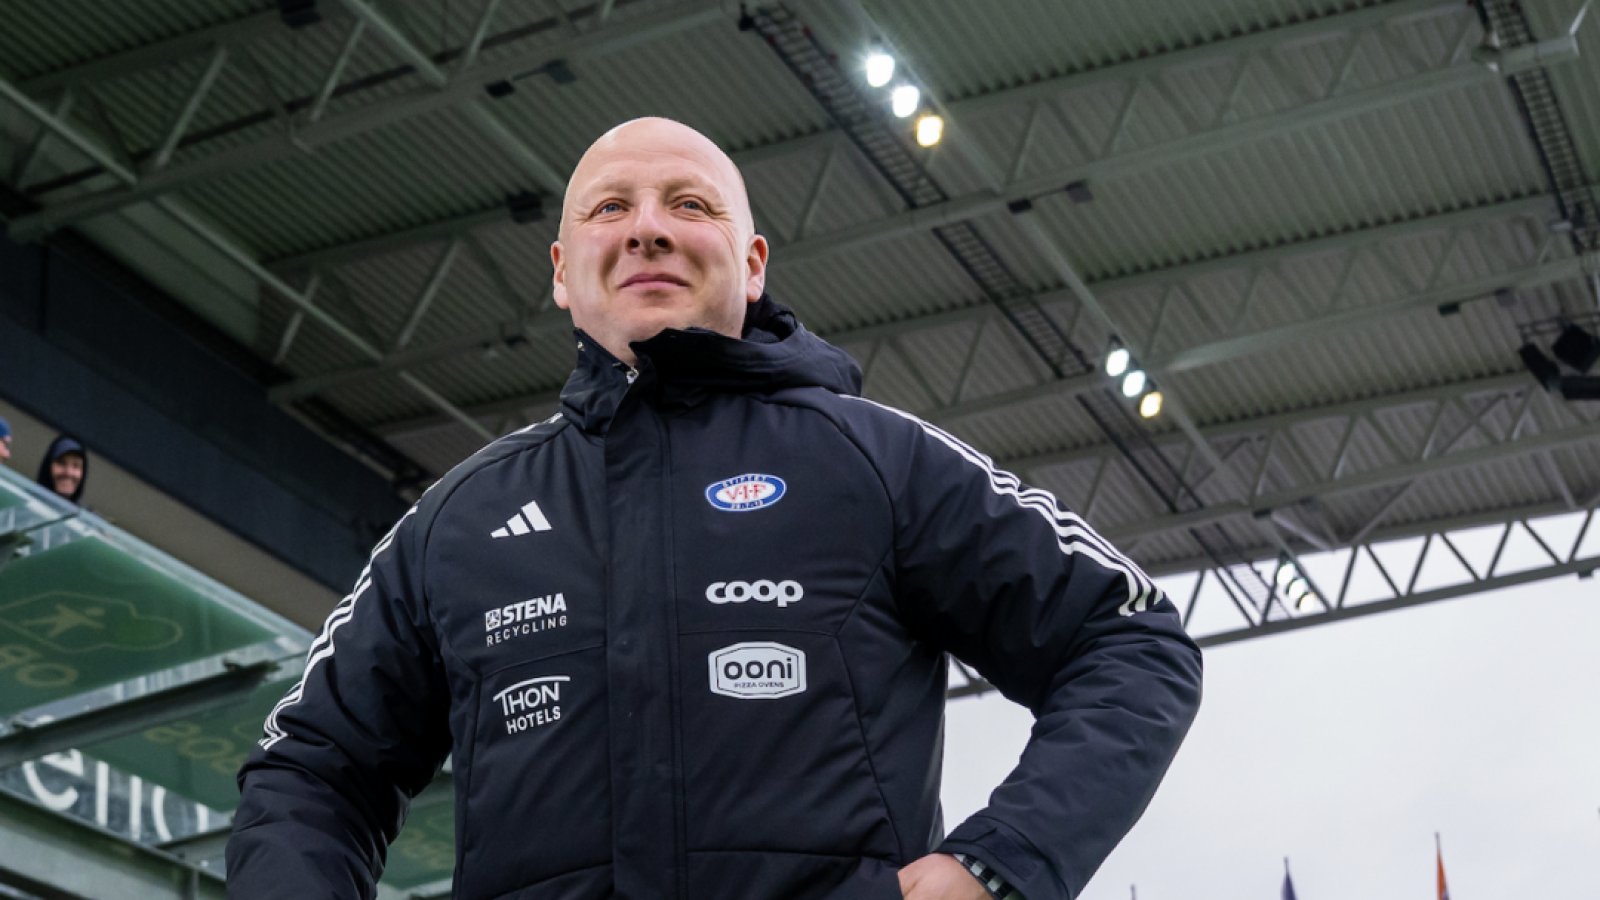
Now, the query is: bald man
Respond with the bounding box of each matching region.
[230,119,1202,900]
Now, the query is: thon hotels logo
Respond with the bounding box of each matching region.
[709,642,806,699]
[493,675,568,735]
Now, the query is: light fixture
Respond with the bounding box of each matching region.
[1138,389,1163,418]
[1275,565,1296,588]
[1519,343,1562,392]
[865,50,895,88]
[890,84,920,118]
[1104,345,1130,377]
[1121,369,1147,398]
[1560,375,1600,400]
[915,114,944,147]
[1552,322,1600,373]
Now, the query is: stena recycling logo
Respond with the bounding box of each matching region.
[705,474,786,512]
[709,642,806,699]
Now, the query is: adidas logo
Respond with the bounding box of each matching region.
[491,500,552,538]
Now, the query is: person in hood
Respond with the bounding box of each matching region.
[36,434,87,504]
[231,119,1202,900]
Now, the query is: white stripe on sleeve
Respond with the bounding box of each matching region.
[844,395,1160,616]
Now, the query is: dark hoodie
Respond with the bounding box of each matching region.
[36,434,88,504]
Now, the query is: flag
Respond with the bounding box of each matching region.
[1282,857,1298,900]
[1436,834,1451,900]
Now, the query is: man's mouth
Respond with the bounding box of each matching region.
[620,273,688,289]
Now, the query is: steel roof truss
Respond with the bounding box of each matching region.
[1086,381,1600,545]
[6,1,727,239]
[0,73,495,441]
[307,18,370,126]
[147,45,230,174]
[8,87,73,189]
[366,198,1558,439]
[1176,502,1600,651]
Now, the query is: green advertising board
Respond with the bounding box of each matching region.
[82,675,300,813]
[0,537,278,716]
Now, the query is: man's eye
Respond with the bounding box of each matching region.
[680,199,704,211]
[596,202,623,215]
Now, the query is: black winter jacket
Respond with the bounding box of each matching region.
[229,297,1202,900]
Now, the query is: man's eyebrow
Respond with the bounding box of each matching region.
[578,174,726,201]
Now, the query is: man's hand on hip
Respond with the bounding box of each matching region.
[897,853,992,900]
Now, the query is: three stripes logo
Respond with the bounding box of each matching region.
[491,500,553,538]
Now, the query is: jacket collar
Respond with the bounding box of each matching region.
[558,295,862,433]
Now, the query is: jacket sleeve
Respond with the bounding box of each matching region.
[227,504,451,899]
[850,398,1202,900]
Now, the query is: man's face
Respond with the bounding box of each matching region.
[552,119,768,364]
[50,453,83,498]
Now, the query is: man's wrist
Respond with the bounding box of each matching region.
[950,852,1024,900]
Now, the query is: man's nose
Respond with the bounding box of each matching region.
[626,203,673,254]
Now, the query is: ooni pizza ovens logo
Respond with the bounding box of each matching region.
[704,474,786,512]
[708,642,806,699]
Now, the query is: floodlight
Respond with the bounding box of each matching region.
[865,51,895,88]
[1518,343,1562,391]
[1552,322,1600,373]
[915,115,944,147]
[1121,369,1147,398]
[1105,346,1130,377]
[1138,389,1163,418]
[1294,590,1321,612]
[1276,565,1296,588]
[891,85,920,118]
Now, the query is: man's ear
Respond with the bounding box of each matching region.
[550,241,570,310]
[744,233,769,302]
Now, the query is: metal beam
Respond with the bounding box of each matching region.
[214,0,1500,277]
[0,72,496,442]
[1189,502,1600,648]
[776,50,1577,268]
[5,0,728,240]
[931,251,1596,425]
[1103,417,1600,544]
[0,660,284,770]
[1142,494,1592,577]
[17,10,284,95]
[270,308,571,404]
[953,496,1599,699]
[335,0,567,193]
[266,202,516,272]
[0,790,226,900]
[147,45,231,172]
[1200,548,1598,648]
[1011,372,1530,473]
[736,0,1462,172]
[367,195,1554,439]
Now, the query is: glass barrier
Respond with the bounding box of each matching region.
[0,466,457,890]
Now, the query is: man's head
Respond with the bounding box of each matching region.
[551,118,768,365]
[38,436,86,503]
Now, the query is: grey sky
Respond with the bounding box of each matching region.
[942,574,1600,899]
